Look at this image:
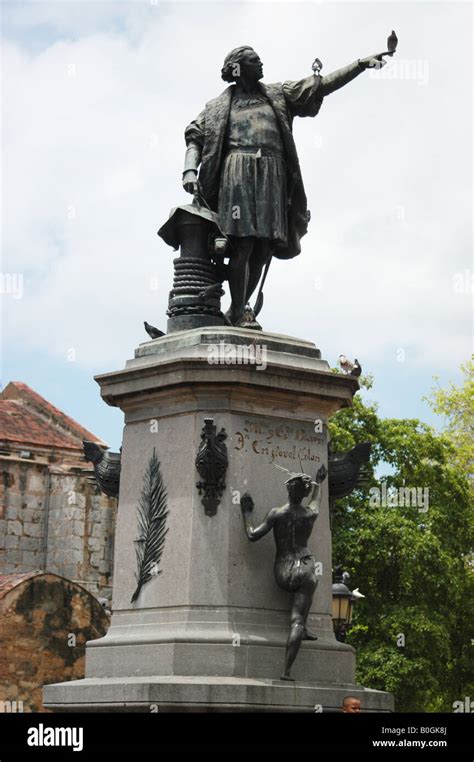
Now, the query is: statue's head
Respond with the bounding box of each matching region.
[285,474,313,502]
[221,46,263,84]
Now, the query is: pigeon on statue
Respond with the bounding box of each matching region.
[144,321,165,339]
[338,355,362,377]
[387,30,398,56]
[338,354,352,373]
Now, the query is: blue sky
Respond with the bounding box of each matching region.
[1,0,472,450]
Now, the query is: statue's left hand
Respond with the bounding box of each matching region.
[359,52,388,70]
[182,169,199,195]
[240,493,255,513]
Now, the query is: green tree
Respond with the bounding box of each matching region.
[329,370,474,712]
[425,357,473,485]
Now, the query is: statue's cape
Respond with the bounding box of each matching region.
[197,81,322,260]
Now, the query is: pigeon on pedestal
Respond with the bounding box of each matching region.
[144,321,165,339]
[338,355,362,377]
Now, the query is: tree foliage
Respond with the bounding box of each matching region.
[425,357,473,485]
[329,367,474,712]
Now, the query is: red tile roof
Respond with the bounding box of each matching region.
[0,382,106,450]
[0,401,81,449]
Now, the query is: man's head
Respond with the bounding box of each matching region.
[285,474,313,503]
[342,696,361,713]
[221,46,263,84]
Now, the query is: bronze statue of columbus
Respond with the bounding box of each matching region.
[182,45,392,328]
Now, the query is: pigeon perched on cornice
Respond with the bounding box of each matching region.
[144,321,165,339]
[339,355,362,377]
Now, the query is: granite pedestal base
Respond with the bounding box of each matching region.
[44,327,393,712]
[44,675,393,713]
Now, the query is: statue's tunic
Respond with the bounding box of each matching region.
[184,76,324,259]
[217,94,287,243]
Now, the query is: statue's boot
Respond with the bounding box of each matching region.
[302,629,318,641]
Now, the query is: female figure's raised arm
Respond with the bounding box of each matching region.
[240,494,278,542]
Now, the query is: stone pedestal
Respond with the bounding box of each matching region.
[44,328,393,712]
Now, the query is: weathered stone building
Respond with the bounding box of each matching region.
[0,571,109,712]
[0,382,117,598]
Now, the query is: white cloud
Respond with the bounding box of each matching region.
[2,1,472,375]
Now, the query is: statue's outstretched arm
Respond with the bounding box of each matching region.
[240,494,277,542]
[319,60,365,96]
[319,53,388,96]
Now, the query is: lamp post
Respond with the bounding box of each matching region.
[331,566,355,642]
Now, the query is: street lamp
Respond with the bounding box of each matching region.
[331,566,354,642]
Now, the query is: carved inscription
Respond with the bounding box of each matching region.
[234,419,324,465]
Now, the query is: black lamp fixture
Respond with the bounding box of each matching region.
[331,566,355,642]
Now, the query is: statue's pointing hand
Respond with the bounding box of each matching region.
[240,493,255,514]
[359,52,388,70]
